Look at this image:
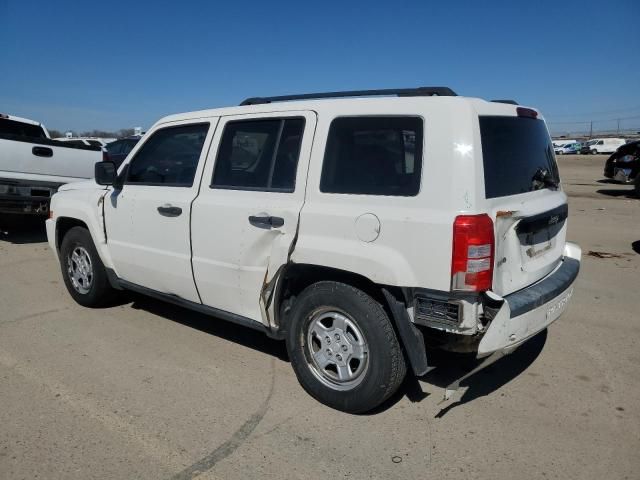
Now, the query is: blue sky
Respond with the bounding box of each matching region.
[1,0,638,135]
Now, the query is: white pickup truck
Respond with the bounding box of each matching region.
[0,113,103,215]
[46,87,581,413]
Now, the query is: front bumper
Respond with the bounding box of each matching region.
[0,194,51,215]
[477,242,581,357]
[0,180,60,215]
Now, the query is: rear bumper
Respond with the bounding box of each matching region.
[477,242,581,357]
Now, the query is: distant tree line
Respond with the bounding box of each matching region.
[48,128,135,139]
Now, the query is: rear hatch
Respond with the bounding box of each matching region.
[479,111,568,297]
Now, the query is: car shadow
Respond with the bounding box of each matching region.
[126,293,547,415]
[430,330,547,417]
[596,188,637,198]
[128,294,289,362]
[0,215,48,244]
[364,329,548,415]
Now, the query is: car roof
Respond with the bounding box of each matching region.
[0,113,43,127]
[155,96,532,126]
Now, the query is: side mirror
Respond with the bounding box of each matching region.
[95,161,117,186]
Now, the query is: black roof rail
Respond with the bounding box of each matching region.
[240,86,457,106]
[491,99,519,105]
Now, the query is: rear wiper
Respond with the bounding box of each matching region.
[532,167,559,190]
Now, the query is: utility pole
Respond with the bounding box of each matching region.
[617,118,620,135]
[589,121,593,139]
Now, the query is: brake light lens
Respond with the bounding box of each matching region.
[102,150,109,162]
[451,214,495,292]
[516,107,538,119]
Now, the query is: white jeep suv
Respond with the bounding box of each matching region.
[46,87,581,413]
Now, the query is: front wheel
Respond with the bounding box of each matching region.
[286,281,407,413]
[59,226,119,307]
[591,149,598,155]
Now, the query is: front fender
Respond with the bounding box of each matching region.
[49,188,115,269]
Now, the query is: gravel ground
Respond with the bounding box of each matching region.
[0,154,638,480]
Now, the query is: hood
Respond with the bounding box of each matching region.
[58,179,104,192]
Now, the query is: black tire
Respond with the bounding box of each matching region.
[59,226,118,307]
[634,175,640,197]
[286,281,407,413]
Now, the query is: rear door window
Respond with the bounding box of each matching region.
[211,118,305,192]
[480,116,559,198]
[320,116,423,196]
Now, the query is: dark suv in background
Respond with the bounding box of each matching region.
[603,140,640,196]
[104,136,140,167]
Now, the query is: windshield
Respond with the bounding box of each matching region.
[480,116,560,198]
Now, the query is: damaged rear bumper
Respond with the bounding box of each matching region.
[477,242,581,357]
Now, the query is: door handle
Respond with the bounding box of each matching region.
[157,204,183,217]
[248,215,284,229]
[32,146,53,157]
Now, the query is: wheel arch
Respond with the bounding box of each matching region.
[56,217,89,251]
[274,262,431,377]
[274,262,406,334]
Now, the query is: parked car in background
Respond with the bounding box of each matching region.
[552,139,576,148]
[0,113,102,216]
[554,142,581,154]
[580,138,626,154]
[603,140,640,195]
[104,136,141,167]
[46,87,581,413]
[54,137,112,149]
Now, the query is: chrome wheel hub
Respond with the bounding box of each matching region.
[67,246,93,294]
[306,308,369,390]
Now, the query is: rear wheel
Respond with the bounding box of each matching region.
[60,227,118,307]
[286,281,407,413]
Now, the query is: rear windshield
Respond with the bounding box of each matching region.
[480,116,559,198]
[0,118,47,138]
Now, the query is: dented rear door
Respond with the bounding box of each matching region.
[191,111,317,324]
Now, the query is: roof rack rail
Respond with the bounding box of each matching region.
[240,86,457,106]
[491,99,519,105]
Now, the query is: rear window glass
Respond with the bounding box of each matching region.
[0,118,47,138]
[122,139,138,154]
[480,116,559,198]
[106,141,124,155]
[320,116,422,196]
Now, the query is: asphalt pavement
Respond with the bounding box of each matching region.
[0,155,638,479]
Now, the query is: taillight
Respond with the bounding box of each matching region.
[102,151,109,162]
[451,214,495,292]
